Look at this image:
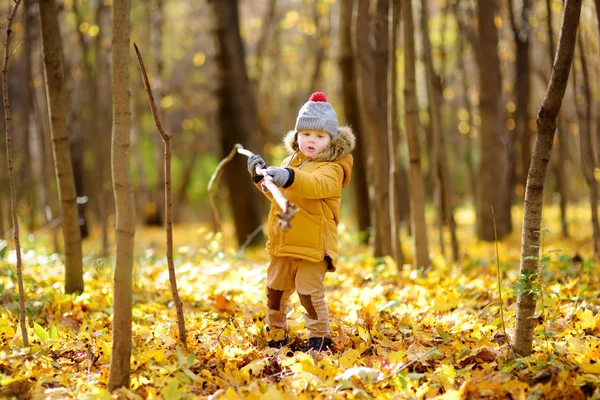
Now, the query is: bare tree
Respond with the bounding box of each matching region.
[388,0,404,266]
[573,33,600,256]
[210,0,264,247]
[421,0,459,262]
[108,0,136,390]
[339,0,370,242]
[513,0,582,357]
[476,0,511,241]
[38,0,84,294]
[355,0,393,258]
[508,0,532,192]
[3,0,28,348]
[402,0,429,268]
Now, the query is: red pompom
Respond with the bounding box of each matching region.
[309,92,327,102]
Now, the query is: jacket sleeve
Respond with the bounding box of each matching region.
[286,163,343,199]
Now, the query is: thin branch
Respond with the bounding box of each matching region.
[2,0,27,348]
[134,43,186,348]
[8,39,23,58]
[208,144,297,233]
[133,43,170,141]
[207,144,240,233]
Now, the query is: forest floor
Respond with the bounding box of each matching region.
[0,205,599,399]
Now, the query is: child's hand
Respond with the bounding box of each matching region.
[265,167,291,187]
[247,154,266,181]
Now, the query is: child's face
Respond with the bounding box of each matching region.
[297,130,331,158]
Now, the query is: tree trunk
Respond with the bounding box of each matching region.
[22,8,37,234]
[513,0,582,357]
[355,0,393,258]
[388,0,404,267]
[508,0,532,194]
[253,0,278,145]
[210,0,265,247]
[339,0,370,242]
[38,0,84,294]
[546,0,570,238]
[574,34,600,256]
[108,0,135,390]
[402,0,429,268]
[308,2,330,95]
[476,0,511,241]
[421,0,459,262]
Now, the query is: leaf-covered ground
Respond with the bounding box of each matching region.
[1,206,599,399]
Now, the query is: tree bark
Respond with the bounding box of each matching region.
[339,0,370,242]
[3,0,28,348]
[388,0,404,267]
[508,0,532,194]
[513,0,582,357]
[355,0,393,257]
[476,0,511,241]
[210,0,265,247]
[402,0,429,268]
[108,0,135,390]
[38,0,84,294]
[574,34,600,256]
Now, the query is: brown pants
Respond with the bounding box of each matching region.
[266,256,331,338]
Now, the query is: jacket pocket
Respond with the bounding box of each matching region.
[282,207,322,250]
[325,219,338,261]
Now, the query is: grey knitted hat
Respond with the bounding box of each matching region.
[294,92,338,138]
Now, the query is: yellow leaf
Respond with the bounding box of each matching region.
[389,350,406,364]
[437,364,456,390]
[263,385,284,400]
[153,349,165,362]
[339,349,361,368]
[224,387,239,400]
[357,325,370,342]
[577,309,596,330]
[433,293,448,311]
[0,323,15,338]
[581,363,600,374]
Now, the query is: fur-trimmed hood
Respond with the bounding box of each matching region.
[283,125,356,162]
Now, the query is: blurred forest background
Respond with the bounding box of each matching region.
[1,0,599,260]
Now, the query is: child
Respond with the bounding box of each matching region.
[247,92,355,351]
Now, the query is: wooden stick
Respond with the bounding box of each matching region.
[134,43,186,348]
[208,144,297,232]
[2,0,27,348]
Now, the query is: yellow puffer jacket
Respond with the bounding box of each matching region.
[257,126,355,271]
